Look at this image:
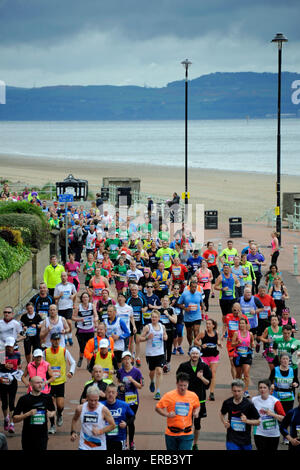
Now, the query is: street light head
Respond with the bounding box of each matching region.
[181,59,192,70]
[271,33,288,48]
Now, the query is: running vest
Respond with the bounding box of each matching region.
[45,347,66,386]
[240,296,258,329]
[27,360,51,394]
[86,231,96,250]
[104,317,124,352]
[44,316,65,347]
[94,351,114,381]
[201,331,219,357]
[234,330,251,358]
[197,269,211,289]
[241,261,254,285]
[220,273,235,300]
[92,277,106,299]
[79,401,107,450]
[77,303,95,333]
[273,367,294,402]
[145,323,164,357]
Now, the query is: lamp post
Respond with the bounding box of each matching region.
[181,59,192,224]
[271,33,288,246]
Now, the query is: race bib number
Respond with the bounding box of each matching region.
[27,327,37,337]
[125,393,138,405]
[231,417,246,432]
[30,410,46,425]
[175,402,190,417]
[51,366,61,378]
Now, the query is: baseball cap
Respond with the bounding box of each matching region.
[5,337,15,347]
[99,339,109,348]
[50,332,61,340]
[33,349,43,358]
[121,351,132,359]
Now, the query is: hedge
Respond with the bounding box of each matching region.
[0,213,50,249]
[0,237,31,281]
[0,201,48,228]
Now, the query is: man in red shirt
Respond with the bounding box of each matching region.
[255,285,277,353]
[222,303,249,379]
[202,241,220,298]
[170,257,188,293]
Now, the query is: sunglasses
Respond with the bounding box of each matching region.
[3,311,12,314]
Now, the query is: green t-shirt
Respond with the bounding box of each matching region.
[220,248,238,265]
[113,264,128,282]
[156,247,175,269]
[273,337,300,369]
[158,231,170,242]
[105,238,122,260]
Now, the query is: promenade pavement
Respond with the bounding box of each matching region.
[5,219,300,451]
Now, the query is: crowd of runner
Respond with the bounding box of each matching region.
[0,193,300,452]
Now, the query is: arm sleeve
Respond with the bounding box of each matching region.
[280,409,293,438]
[65,349,76,375]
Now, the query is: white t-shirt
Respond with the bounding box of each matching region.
[0,319,22,343]
[116,303,134,330]
[126,269,144,282]
[54,282,76,311]
[252,394,282,437]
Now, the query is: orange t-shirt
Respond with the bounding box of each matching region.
[156,389,200,436]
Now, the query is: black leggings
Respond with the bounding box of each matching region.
[203,289,210,312]
[128,404,138,443]
[164,330,174,364]
[271,251,279,266]
[254,435,280,451]
[0,378,18,412]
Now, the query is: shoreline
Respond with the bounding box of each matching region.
[1,153,299,223]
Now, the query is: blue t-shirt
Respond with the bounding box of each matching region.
[187,256,203,273]
[104,399,135,442]
[178,290,203,322]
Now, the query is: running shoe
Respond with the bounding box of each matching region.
[163,364,168,374]
[48,425,56,434]
[57,415,63,427]
[177,347,184,355]
[211,293,215,298]
[154,392,161,400]
[283,438,289,445]
[149,381,155,393]
[244,391,250,398]
[77,358,83,368]
[130,441,136,450]
[209,392,215,401]
[192,444,199,450]
[255,343,260,353]
[172,348,177,355]
[68,338,73,346]
[4,416,9,432]
[8,423,15,434]
[135,358,141,368]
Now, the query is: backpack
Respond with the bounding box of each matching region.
[73,227,82,243]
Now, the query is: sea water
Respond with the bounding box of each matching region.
[0,119,299,175]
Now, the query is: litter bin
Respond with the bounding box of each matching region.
[205,210,218,230]
[229,217,242,238]
[101,187,110,202]
[117,187,132,208]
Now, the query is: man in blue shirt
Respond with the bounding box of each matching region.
[178,280,203,349]
[246,244,265,294]
[280,391,300,451]
[187,250,203,280]
[104,383,135,451]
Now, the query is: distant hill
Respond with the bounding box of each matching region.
[0,72,299,120]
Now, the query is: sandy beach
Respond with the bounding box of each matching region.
[1,153,299,222]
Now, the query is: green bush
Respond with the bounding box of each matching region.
[0,201,48,228]
[0,237,31,280]
[0,213,50,249]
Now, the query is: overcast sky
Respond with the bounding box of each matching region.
[0,0,299,88]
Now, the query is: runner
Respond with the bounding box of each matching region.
[260,315,283,372]
[214,264,240,324]
[83,252,96,288]
[94,288,116,324]
[155,371,200,451]
[0,337,22,434]
[88,267,109,303]
[116,351,144,450]
[39,304,69,349]
[54,271,77,346]
[152,261,171,298]
[270,231,280,265]
[218,240,238,267]
[176,348,211,450]
[139,310,167,400]
[246,243,265,294]
[21,348,54,394]
[169,256,188,293]
[280,390,300,451]
[43,255,65,297]
[65,252,81,292]
[255,285,277,353]
[93,338,118,382]
[72,291,98,368]
[156,240,175,271]
[104,382,135,451]
[80,364,113,404]
[222,303,249,379]
[272,324,300,369]
[0,306,23,349]
[13,376,56,450]
[194,319,221,401]
[269,275,289,318]
[170,284,185,355]
[104,305,130,368]
[195,259,213,313]
[202,241,220,298]
[20,302,43,364]
[143,282,161,326]
[112,256,128,294]
[231,255,246,298]
[44,332,76,434]
[178,279,203,349]
[219,379,260,451]
[187,250,203,280]
[126,283,147,368]
[252,379,286,451]
[231,318,255,398]
[84,223,97,257]
[238,286,264,350]
[240,253,256,290]
[29,282,54,321]
[84,323,114,372]
[280,308,298,337]
[158,296,177,373]
[116,293,136,350]
[70,385,115,450]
